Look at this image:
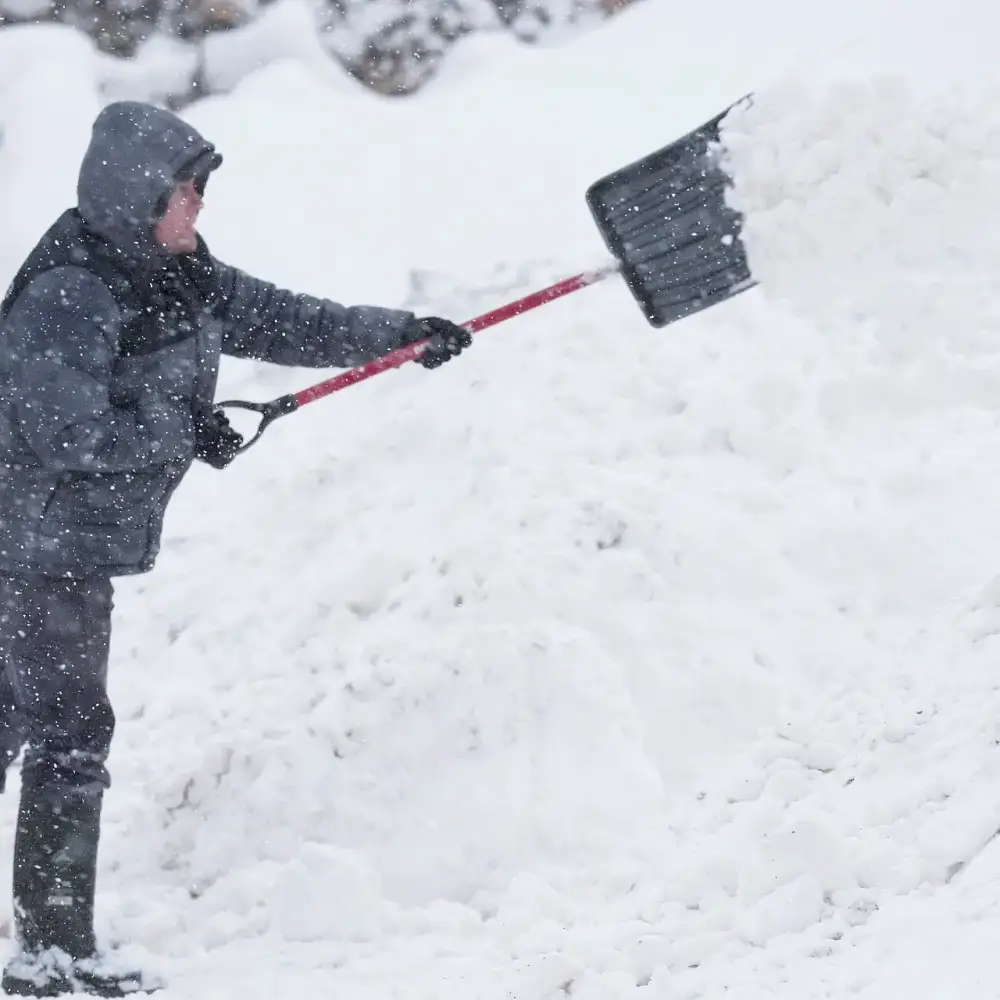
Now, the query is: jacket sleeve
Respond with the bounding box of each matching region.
[4,266,194,474]
[211,260,418,368]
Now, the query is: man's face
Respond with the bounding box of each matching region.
[154,179,202,254]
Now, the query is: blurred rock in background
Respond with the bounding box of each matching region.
[0,0,644,101]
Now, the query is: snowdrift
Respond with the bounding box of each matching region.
[5,0,1000,995]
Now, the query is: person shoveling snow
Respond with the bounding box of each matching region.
[0,100,472,998]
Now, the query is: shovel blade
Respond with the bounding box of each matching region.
[585,98,756,328]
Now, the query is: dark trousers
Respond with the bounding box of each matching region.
[0,575,115,792]
[0,574,115,960]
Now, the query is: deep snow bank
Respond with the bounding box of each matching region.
[7,0,1000,996]
[135,22,1000,997]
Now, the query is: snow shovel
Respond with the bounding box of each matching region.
[220,97,757,453]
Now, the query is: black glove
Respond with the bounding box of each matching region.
[410,317,473,369]
[194,408,243,469]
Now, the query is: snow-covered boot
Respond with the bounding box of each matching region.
[2,949,156,998]
[2,769,158,997]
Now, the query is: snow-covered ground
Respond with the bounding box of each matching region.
[5,0,1000,995]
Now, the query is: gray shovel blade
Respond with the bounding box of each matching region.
[585,98,756,328]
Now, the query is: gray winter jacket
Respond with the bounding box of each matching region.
[0,101,418,578]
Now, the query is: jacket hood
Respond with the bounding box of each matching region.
[77,101,222,261]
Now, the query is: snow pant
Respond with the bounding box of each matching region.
[0,574,115,960]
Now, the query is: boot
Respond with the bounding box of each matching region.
[2,767,159,998]
[2,951,157,999]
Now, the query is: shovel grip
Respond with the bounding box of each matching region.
[214,394,299,452]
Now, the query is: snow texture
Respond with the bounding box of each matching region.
[6,0,1000,996]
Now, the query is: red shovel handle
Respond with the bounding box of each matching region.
[295,264,617,406]
[217,263,617,451]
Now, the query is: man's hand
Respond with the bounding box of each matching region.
[410,317,473,369]
[194,408,243,469]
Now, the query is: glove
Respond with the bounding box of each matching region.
[410,317,473,369]
[194,408,243,469]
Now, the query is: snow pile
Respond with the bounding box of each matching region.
[7,0,1000,996]
[723,74,1000,366]
[101,279,870,950]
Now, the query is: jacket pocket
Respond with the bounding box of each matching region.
[43,470,164,528]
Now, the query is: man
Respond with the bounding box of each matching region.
[0,100,472,997]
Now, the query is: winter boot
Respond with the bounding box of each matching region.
[2,768,158,997]
[2,950,157,999]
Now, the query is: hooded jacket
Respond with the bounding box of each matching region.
[0,101,418,578]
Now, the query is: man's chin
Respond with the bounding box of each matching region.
[173,234,199,255]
